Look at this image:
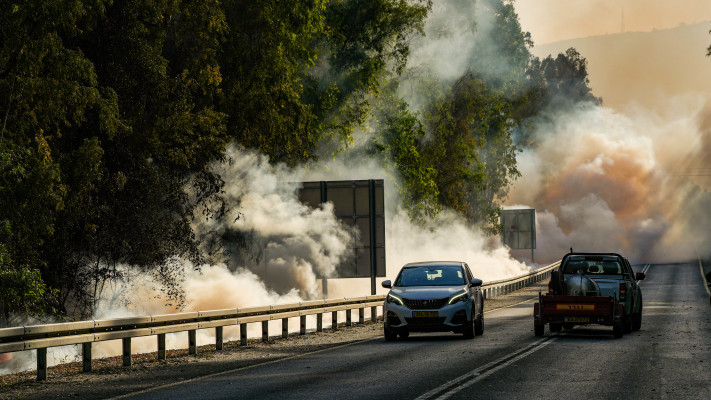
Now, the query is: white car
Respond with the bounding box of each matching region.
[382,261,484,340]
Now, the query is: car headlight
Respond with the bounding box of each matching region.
[386,293,404,306]
[448,291,468,305]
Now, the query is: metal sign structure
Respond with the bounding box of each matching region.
[298,180,385,294]
[501,208,536,261]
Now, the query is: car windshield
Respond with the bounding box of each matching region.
[562,257,623,275]
[395,265,466,287]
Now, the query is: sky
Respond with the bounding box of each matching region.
[515,0,711,45]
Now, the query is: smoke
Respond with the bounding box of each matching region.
[507,96,711,264]
[300,155,533,284]
[195,146,356,300]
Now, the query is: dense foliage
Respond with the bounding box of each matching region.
[0,0,596,321]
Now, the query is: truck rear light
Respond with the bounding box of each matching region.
[619,282,626,301]
[548,280,554,294]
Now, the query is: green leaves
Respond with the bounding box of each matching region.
[0,242,57,320]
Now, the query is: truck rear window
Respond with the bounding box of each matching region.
[562,260,622,275]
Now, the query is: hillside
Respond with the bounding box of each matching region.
[532,22,711,111]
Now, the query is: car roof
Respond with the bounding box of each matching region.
[563,252,624,257]
[562,252,625,261]
[402,261,465,267]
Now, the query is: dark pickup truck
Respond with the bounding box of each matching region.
[534,252,645,338]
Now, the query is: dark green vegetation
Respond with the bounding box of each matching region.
[0,0,595,322]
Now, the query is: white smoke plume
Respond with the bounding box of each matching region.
[299,153,534,287]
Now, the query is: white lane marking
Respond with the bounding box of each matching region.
[414,336,557,400]
[697,253,711,297]
[637,264,651,284]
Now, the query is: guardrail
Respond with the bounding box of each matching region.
[481,261,559,299]
[0,261,559,381]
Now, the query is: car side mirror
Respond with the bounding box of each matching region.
[635,272,646,281]
[469,278,483,287]
[381,280,392,289]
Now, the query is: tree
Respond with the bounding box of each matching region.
[421,71,520,232]
[369,79,440,220]
[218,0,431,166]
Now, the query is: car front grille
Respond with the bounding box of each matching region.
[403,298,449,310]
[405,317,447,326]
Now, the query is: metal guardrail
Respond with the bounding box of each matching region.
[481,261,560,299]
[0,261,559,381]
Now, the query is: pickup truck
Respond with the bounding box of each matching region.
[534,252,645,338]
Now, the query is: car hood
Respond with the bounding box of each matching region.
[391,286,465,299]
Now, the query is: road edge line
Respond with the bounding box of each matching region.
[697,251,711,298]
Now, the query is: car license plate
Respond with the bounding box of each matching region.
[556,304,594,311]
[565,317,589,323]
[413,311,439,318]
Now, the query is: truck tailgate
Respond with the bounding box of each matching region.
[535,295,618,325]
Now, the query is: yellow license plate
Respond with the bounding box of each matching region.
[556,304,595,311]
[565,317,589,323]
[413,311,439,318]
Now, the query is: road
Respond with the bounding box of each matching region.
[113,262,711,400]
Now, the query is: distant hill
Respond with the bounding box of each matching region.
[532,22,711,111]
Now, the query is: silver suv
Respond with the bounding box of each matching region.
[382,261,484,340]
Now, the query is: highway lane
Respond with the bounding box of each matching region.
[426,262,711,399]
[116,262,711,400]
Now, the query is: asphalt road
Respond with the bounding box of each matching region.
[114,262,711,400]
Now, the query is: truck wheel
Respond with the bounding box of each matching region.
[613,323,623,338]
[623,315,632,334]
[550,323,562,333]
[474,313,484,336]
[384,327,397,341]
[534,323,544,337]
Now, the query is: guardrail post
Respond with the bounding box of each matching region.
[240,323,247,345]
[346,309,352,326]
[216,326,223,350]
[188,330,197,355]
[300,315,306,335]
[332,311,338,330]
[122,338,131,366]
[282,318,288,339]
[158,334,166,360]
[317,313,323,332]
[37,348,47,381]
[262,320,269,341]
[371,306,377,322]
[82,342,92,372]
[359,308,364,324]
